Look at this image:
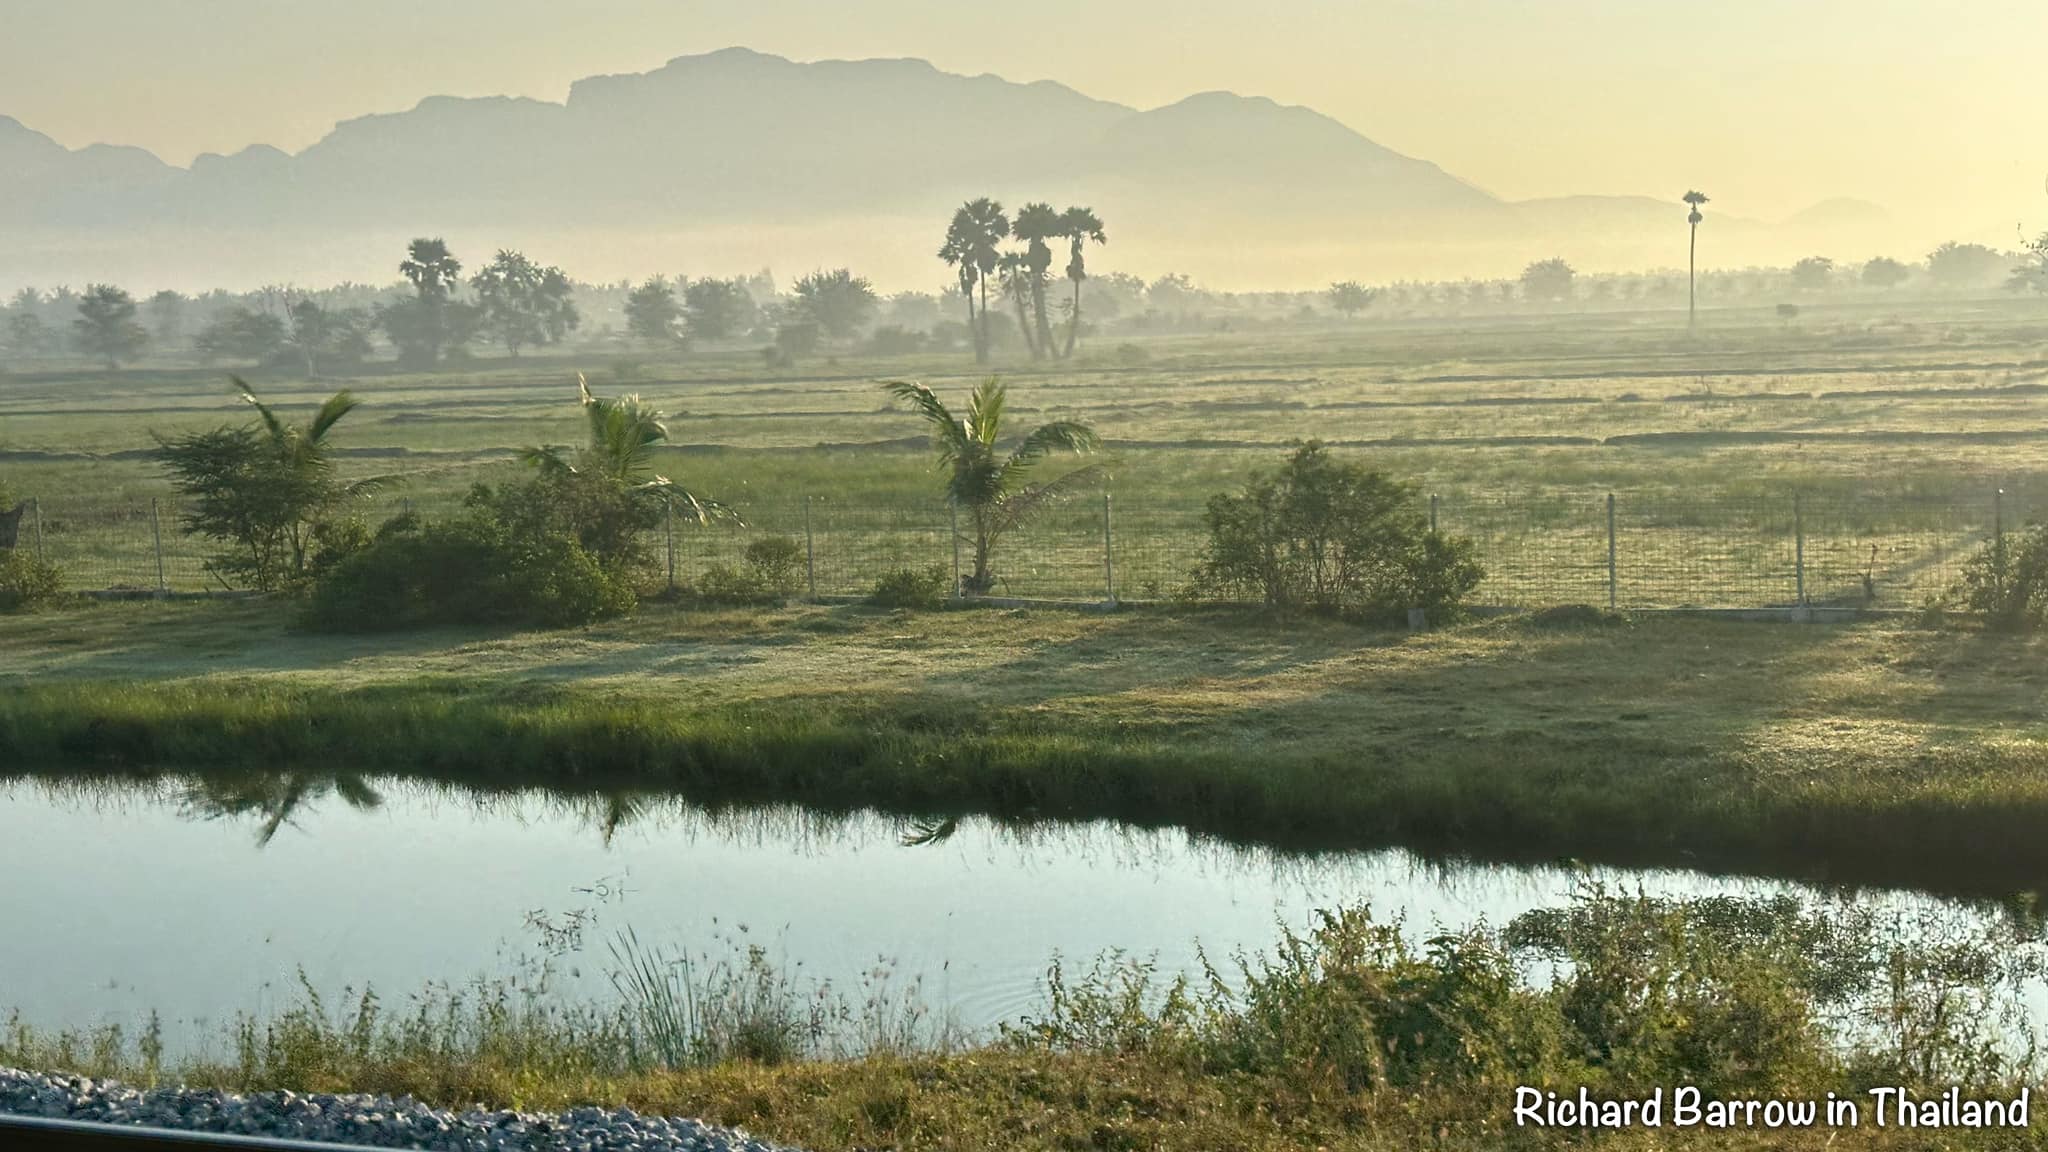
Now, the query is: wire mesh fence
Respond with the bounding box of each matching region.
[10,486,2031,612]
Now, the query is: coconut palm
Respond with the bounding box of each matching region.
[1012,202,1062,358]
[523,374,739,547]
[177,770,384,848]
[882,377,1101,594]
[226,376,390,585]
[1684,190,1709,329]
[1057,207,1107,358]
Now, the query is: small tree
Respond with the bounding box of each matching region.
[1190,441,1482,621]
[882,377,1100,594]
[1790,257,1836,294]
[1926,242,2009,290]
[792,269,878,341]
[1328,280,1377,317]
[1861,257,1911,290]
[471,249,579,357]
[2010,232,2048,295]
[624,277,684,346]
[74,284,149,368]
[1519,259,1576,305]
[154,378,389,590]
[683,278,757,341]
[195,308,289,365]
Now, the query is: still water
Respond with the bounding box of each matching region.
[0,774,1991,1053]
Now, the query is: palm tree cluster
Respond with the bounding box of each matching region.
[939,200,1106,363]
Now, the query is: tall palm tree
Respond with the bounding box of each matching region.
[881,377,1101,594]
[996,252,1040,359]
[958,199,1009,361]
[1057,207,1107,359]
[234,376,390,581]
[1012,202,1062,359]
[1683,190,1709,330]
[939,210,982,361]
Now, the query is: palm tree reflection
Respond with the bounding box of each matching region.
[176,770,385,846]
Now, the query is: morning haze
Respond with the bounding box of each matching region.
[1,0,2042,289]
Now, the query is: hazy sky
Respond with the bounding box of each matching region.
[3,0,2044,240]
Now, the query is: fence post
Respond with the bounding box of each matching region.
[1606,493,1617,611]
[1429,493,1439,534]
[150,498,168,598]
[949,500,962,598]
[1995,487,2005,549]
[30,497,44,561]
[1793,493,1806,611]
[804,496,817,601]
[1102,493,1115,606]
[664,499,676,594]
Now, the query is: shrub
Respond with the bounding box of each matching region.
[0,549,64,612]
[1958,524,2048,631]
[305,509,633,632]
[868,565,950,610]
[1189,441,1483,621]
[693,537,805,605]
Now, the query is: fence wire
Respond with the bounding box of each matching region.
[12,487,2026,612]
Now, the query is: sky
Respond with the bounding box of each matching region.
[2,0,2044,250]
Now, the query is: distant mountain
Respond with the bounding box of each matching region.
[0,48,1898,289]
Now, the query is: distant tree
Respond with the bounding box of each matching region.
[884,291,943,332]
[1519,259,1576,304]
[774,319,821,361]
[1860,257,1911,290]
[468,250,578,358]
[1057,206,1106,357]
[2010,232,2048,295]
[1013,203,1062,357]
[881,377,1100,594]
[1926,242,2010,290]
[147,290,186,349]
[74,285,149,368]
[942,199,1010,363]
[997,252,1039,356]
[1683,190,1708,328]
[624,277,684,346]
[1148,273,1196,312]
[1790,256,1836,293]
[1328,280,1377,317]
[195,307,289,365]
[287,299,336,378]
[683,278,757,341]
[4,312,53,358]
[791,268,877,341]
[380,238,466,366]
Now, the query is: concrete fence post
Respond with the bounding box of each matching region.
[949,500,962,598]
[1793,493,1807,611]
[1429,493,1439,534]
[31,497,44,561]
[1606,493,1617,611]
[150,497,168,598]
[1102,492,1115,606]
[804,495,817,600]
[1995,487,2005,550]
[664,499,676,594]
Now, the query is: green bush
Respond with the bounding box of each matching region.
[1958,524,2048,631]
[693,537,805,605]
[1189,441,1484,621]
[0,549,64,613]
[868,565,950,610]
[305,509,632,632]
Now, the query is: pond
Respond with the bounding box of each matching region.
[0,773,2019,1054]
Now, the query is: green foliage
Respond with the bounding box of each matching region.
[1190,441,1483,620]
[305,501,633,632]
[1519,258,1576,303]
[380,238,475,367]
[881,377,1100,593]
[470,250,579,357]
[2011,231,2048,295]
[624,277,684,346]
[1958,524,2048,631]
[1327,280,1376,316]
[152,380,386,591]
[0,548,64,612]
[868,565,950,609]
[682,278,757,342]
[790,269,877,341]
[695,536,805,604]
[73,284,149,368]
[194,307,289,365]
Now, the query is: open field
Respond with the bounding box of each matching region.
[6,597,2048,897]
[7,298,2048,606]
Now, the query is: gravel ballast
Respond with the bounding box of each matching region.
[0,1067,802,1151]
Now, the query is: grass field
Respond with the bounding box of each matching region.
[5,597,2048,898]
[6,297,2048,604]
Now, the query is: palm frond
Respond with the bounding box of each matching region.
[233,376,288,447]
[306,391,362,444]
[881,379,971,462]
[899,816,961,848]
[990,463,1108,539]
[339,473,401,501]
[997,420,1099,492]
[661,482,746,529]
[521,444,578,476]
[967,377,1006,448]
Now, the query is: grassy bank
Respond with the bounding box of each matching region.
[5,599,2048,895]
[7,887,2044,1151]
